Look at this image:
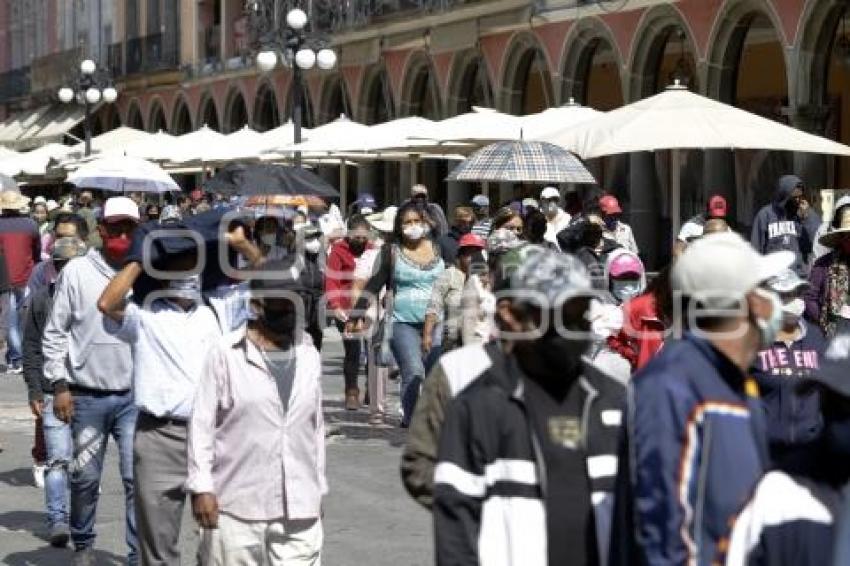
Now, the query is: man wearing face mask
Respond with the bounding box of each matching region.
[98,242,221,566]
[409,184,449,237]
[438,206,475,265]
[295,225,326,351]
[42,197,141,566]
[751,174,821,277]
[727,335,850,566]
[434,247,625,566]
[574,212,622,291]
[610,232,794,566]
[751,269,827,475]
[599,195,638,254]
[540,186,571,248]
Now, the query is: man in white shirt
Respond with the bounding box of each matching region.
[540,186,571,248]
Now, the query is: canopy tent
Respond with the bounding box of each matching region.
[169,126,230,164]
[536,84,850,237]
[124,130,181,162]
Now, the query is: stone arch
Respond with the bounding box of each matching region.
[359,64,395,124]
[171,95,193,134]
[223,87,249,133]
[108,106,122,130]
[126,100,144,129]
[252,80,280,132]
[501,31,554,115]
[318,73,352,125]
[447,49,494,115]
[399,51,443,119]
[560,19,624,109]
[628,4,700,100]
[705,0,791,228]
[197,92,220,131]
[148,98,168,133]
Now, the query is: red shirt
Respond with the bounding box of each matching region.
[0,216,40,288]
[324,239,367,313]
[609,293,666,371]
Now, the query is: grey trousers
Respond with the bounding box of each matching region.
[133,412,189,566]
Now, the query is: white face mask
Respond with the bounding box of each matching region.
[260,233,277,246]
[611,279,642,303]
[304,239,321,255]
[403,223,428,241]
[781,297,805,326]
[167,273,202,301]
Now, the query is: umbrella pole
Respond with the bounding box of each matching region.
[339,158,348,215]
[670,148,681,245]
[410,154,420,187]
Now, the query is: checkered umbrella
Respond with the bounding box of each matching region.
[446,140,596,184]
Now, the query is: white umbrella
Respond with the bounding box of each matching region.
[521,101,602,140]
[0,143,74,177]
[67,155,179,193]
[207,126,268,161]
[417,107,526,145]
[169,125,229,163]
[537,84,850,236]
[125,130,181,162]
[280,115,372,154]
[259,121,310,153]
[70,126,151,156]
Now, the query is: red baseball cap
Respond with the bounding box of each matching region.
[190,189,204,202]
[707,195,727,218]
[458,233,486,249]
[599,195,622,215]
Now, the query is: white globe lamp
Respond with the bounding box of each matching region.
[286,8,308,30]
[294,48,316,70]
[256,50,278,73]
[85,87,102,104]
[316,48,337,71]
[102,86,118,104]
[80,59,96,75]
[58,87,74,104]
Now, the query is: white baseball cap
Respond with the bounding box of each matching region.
[102,196,140,223]
[540,186,560,200]
[672,232,794,308]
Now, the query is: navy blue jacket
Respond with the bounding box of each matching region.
[610,333,769,566]
[750,175,820,276]
[751,321,827,474]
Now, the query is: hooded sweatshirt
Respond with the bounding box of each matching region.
[750,175,821,276]
[43,248,133,391]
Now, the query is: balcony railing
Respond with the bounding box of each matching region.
[123,33,180,76]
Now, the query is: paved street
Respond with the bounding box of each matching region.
[0,330,432,565]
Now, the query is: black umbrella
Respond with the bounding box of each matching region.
[203,163,339,198]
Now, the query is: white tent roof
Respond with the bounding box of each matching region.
[537,85,850,158]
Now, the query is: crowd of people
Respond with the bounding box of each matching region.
[0,167,849,566]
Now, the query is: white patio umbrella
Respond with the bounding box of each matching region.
[70,126,151,156]
[169,125,229,163]
[259,121,310,153]
[537,84,850,236]
[521,100,602,139]
[418,107,525,146]
[0,146,20,160]
[124,130,181,162]
[279,115,372,154]
[0,143,74,177]
[67,155,180,193]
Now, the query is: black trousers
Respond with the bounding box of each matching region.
[335,320,362,390]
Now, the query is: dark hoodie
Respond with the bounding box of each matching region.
[750,175,820,276]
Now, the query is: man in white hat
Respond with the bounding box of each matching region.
[612,232,793,566]
[43,196,141,566]
[0,179,40,374]
[539,186,571,248]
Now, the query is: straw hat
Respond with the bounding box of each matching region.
[820,205,850,249]
[367,206,398,233]
[0,190,30,211]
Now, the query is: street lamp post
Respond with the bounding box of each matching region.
[252,5,337,167]
[58,59,118,157]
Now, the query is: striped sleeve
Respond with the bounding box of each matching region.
[433,396,484,566]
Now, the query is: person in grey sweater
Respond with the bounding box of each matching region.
[42,197,140,566]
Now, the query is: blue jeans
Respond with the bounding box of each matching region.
[390,322,442,426]
[70,390,138,564]
[43,395,72,529]
[5,286,24,366]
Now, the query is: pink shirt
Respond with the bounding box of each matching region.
[186,331,327,521]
